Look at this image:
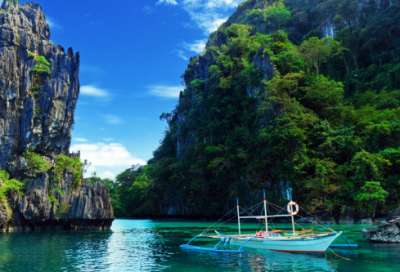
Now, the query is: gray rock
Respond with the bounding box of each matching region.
[0,2,114,231]
[0,2,78,175]
[386,206,400,222]
[361,217,400,243]
[0,170,114,231]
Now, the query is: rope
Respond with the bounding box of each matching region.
[320,236,351,261]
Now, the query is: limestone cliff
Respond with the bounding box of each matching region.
[0,1,114,231]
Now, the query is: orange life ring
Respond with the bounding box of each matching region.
[287,200,299,215]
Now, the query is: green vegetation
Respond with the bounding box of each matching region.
[0,170,23,201]
[24,151,51,172]
[32,56,51,74]
[355,181,388,220]
[34,107,42,114]
[32,83,39,95]
[110,0,400,218]
[53,155,83,187]
[28,51,35,58]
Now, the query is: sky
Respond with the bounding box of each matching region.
[12,0,245,179]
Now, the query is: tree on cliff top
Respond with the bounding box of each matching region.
[32,56,51,74]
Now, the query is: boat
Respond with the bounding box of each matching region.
[180,191,357,254]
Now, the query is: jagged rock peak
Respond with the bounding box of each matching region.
[1,0,17,10]
[0,1,78,176]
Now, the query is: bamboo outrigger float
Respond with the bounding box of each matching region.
[180,190,357,254]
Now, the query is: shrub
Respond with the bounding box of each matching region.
[28,51,35,58]
[0,170,23,201]
[24,151,52,172]
[15,34,20,43]
[32,56,51,74]
[34,107,42,114]
[53,155,83,186]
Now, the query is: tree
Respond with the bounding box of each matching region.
[245,1,291,32]
[264,1,291,30]
[32,56,51,74]
[354,181,388,220]
[299,37,344,75]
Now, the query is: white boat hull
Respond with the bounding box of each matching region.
[227,232,341,253]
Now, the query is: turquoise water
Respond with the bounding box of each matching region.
[0,219,399,271]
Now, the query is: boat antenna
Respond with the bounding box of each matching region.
[263,189,268,233]
[237,198,241,235]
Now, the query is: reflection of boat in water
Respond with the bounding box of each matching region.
[181,191,357,254]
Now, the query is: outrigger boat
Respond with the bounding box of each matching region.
[181,191,357,254]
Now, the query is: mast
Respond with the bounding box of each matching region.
[237,198,241,235]
[291,199,296,236]
[263,189,268,234]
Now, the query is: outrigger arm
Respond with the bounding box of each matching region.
[180,235,248,253]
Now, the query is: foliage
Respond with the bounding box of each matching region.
[34,107,42,114]
[299,37,344,75]
[0,170,23,201]
[24,151,51,172]
[28,51,35,58]
[53,155,83,187]
[112,0,400,218]
[32,56,51,74]
[354,181,388,218]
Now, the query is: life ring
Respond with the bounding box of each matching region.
[287,200,299,215]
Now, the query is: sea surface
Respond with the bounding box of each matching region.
[0,219,399,271]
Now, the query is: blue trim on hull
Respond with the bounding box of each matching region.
[180,244,245,253]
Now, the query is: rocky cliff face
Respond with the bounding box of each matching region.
[0,1,114,231]
[0,1,78,175]
[0,170,114,232]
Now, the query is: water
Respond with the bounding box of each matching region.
[0,219,399,271]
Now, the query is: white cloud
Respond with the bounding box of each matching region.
[81,85,109,97]
[70,142,146,168]
[103,138,114,141]
[74,138,88,142]
[102,171,116,179]
[148,85,182,98]
[103,115,122,124]
[156,0,178,5]
[47,17,62,29]
[180,0,243,34]
[181,39,207,53]
[142,5,155,14]
[172,49,188,60]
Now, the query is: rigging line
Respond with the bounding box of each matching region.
[239,202,264,232]
[299,206,336,233]
[239,202,263,216]
[200,206,237,235]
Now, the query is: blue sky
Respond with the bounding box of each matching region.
[13,0,244,179]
